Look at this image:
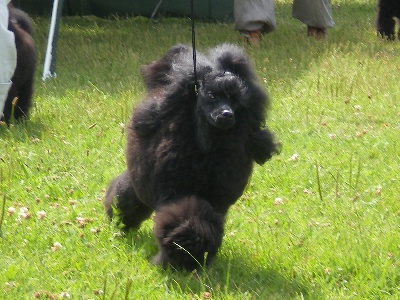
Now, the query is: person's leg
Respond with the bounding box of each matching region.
[293,0,334,38]
[234,0,276,44]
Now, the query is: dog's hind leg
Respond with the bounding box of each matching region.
[104,170,153,229]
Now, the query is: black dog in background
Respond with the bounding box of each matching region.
[1,3,36,124]
[105,44,279,270]
[377,0,400,40]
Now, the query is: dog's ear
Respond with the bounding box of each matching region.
[209,44,256,81]
[141,44,190,90]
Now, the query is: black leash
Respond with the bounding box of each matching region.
[150,0,165,23]
[190,0,198,93]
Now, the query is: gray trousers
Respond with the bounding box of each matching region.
[292,0,335,28]
[234,0,277,33]
[0,0,17,113]
[234,0,334,33]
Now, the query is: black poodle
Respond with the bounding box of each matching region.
[104,44,279,270]
[377,0,400,40]
[1,3,36,124]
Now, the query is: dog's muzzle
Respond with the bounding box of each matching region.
[215,109,235,129]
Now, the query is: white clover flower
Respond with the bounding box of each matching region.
[51,242,63,251]
[36,211,47,219]
[18,207,31,219]
[7,207,16,216]
[376,186,382,195]
[60,292,71,298]
[19,207,29,213]
[119,122,125,134]
[90,228,100,234]
[76,217,88,227]
[93,290,104,295]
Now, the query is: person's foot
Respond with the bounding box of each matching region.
[241,30,262,45]
[307,26,327,39]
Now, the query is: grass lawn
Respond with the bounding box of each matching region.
[1,0,399,299]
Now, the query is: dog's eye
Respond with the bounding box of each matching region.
[208,92,215,99]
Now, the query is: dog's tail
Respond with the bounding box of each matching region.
[153,196,224,270]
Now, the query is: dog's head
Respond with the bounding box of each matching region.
[197,71,246,130]
[195,43,265,132]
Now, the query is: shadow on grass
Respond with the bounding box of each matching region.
[0,119,46,141]
[168,254,313,299]
[123,227,316,299]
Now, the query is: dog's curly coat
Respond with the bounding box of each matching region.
[1,4,36,124]
[376,0,400,40]
[105,44,279,270]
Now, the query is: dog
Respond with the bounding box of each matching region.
[377,0,400,40]
[105,44,279,270]
[1,3,36,124]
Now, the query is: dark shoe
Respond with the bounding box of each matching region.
[241,30,262,46]
[307,26,327,39]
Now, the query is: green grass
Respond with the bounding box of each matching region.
[1,0,399,299]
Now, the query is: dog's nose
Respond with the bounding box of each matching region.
[222,110,234,119]
[215,109,235,129]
